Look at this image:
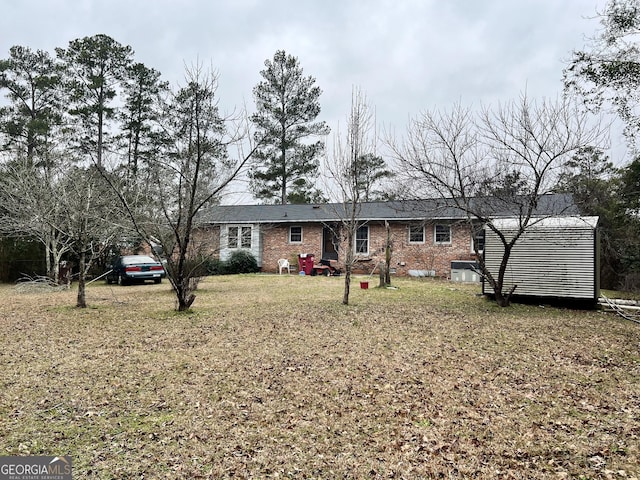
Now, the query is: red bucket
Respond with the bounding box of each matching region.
[360,281,369,289]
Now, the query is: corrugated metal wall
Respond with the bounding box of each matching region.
[483,217,599,300]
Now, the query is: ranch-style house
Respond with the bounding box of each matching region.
[197,194,579,279]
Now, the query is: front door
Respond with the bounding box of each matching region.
[322,225,339,261]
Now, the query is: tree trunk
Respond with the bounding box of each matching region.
[495,290,510,307]
[76,250,86,308]
[342,231,354,305]
[172,263,197,312]
[342,267,351,305]
[280,134,287,205]
[177,292,196,312]
[45,240,53,281]
[384,222,392,286]
[494,284,517,307]
[490,244,515,307]
[97,87,104,169]
[48,233,64,285]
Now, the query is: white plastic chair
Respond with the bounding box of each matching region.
[278,258,292,274]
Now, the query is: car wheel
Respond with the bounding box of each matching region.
[154,278,161,284]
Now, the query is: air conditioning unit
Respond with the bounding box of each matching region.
[450,261,480,283]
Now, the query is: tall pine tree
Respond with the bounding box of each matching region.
[119,62,168,176]
[565,0,640,143]
[250,50,329,204]
[0,45,64,164]
[56,34,133,168]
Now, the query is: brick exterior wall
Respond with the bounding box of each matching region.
[256,221,476,278]
[129,221,475,278]
[261,223,324,274]
[382,222,476,278]
[191,226,221,258]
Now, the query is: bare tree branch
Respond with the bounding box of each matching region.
[388,95,606,306]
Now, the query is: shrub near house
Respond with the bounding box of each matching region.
[200,250,260,276]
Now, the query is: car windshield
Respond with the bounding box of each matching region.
[124,256,157,265]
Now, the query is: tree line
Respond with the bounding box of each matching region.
[2,0,640,309]
[0,36,354,309]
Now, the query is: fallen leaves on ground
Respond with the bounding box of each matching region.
[0,276,639,479]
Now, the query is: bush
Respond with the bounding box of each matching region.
[225,250,259,274]
[622,272,640,293]
[197,251,260,276]
[0,238,46,282]
[200,258,226,276]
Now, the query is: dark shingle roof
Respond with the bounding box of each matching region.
[199,194,578,225]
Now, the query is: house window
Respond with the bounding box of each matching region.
[355,225,369,254]
[409,225,425,243]
[228,227,238,248]
[289,226,302,243]
[240,226,252,248]
[228,226,252,249]
[434,224,451,244]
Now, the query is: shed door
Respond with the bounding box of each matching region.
[322,225,339,261]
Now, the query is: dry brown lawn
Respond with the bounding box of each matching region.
[0,275,639,479]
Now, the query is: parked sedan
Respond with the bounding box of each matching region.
[106,255,166,285]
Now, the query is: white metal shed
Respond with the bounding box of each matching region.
[482,216,600,302]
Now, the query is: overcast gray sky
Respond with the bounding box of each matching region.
[1,0,626,169]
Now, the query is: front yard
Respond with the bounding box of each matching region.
[0,275,638,478]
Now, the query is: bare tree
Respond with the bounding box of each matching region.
[58,166,119,307]
[0,155,118,307]
[0,157,73,282]
[323,87,379,304]
[0,46,69,281]
[388,95,604,306]
[105,64,261,311]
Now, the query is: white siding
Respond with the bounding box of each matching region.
[253,225,263,266]
[219,224,262,266]
[484,217,599,300]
